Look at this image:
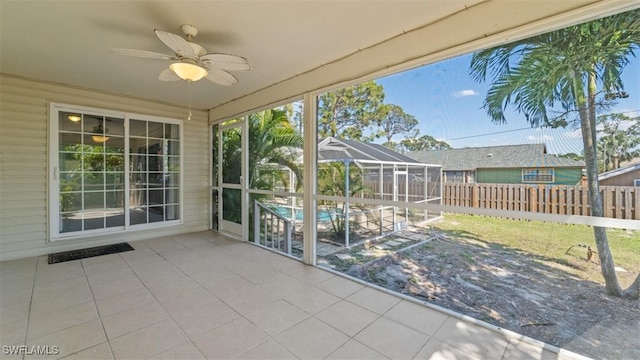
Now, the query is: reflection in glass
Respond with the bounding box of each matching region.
[222,127,241,184]
[222,188,241,224]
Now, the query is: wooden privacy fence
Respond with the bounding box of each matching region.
[443,183,639,220]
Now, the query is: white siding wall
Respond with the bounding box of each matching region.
[0,75,210,260]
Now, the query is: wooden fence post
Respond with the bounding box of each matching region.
[528,186,537,213]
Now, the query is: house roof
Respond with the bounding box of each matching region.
[598,162,640,181]
[407,144,585,171]
[318,137,425,164]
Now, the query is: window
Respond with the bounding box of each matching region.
[50,104,182,239]
[522,168,554,183]
[634,179,640,186]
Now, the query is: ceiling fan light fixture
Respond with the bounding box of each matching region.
[92,135,110,143]
[68,114,82,122]
[170,62,208,82]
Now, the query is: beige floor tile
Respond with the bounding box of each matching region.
[1,300,31,325]
[217,283,280,314]
[80,253,123,266]
[30,283,94,315]
[346,287,401,315]
[102,301,169,340]
[413,337,481,360]
[272,258,308,274]
[244,299,310,336]
[0,289,31,316]
[109,320,187,360]
[168,297,239,338]
[118,245,157,262]
[193,317,269,359]
[0,272,35,292]
[34,261,86,285]
[326,339,389,360]
[144,238,185,254]
[274,317,349,359]
[289,266,335,284]
[1,318,28,347]
[147,341,205,360]
[81,257,128,276]
[63,341,114,359]
[152,285,219,314]
[502,338,558,360]
[125,255,172,273]
[32,276,89,301]
[284,286,340,314]
[2,286,35,309]
[86,267,136,287]
[95,287,157,318]
[27,301,98,339]
[189,267,240,291]
[260,274,309,298]
[25,319,106,360]
[355,317,428,359]
[201,273,255,300]
[384,300,448,336]
[0,257,37,276]
[225,262,286,285]
[315,275,364,299]
[316,300,379,337]
[90,273,143,300]
[432,317,509,360]
[236,339,298,360]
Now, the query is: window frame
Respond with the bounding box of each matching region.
[522,168,554,183]
[49,103,184,241]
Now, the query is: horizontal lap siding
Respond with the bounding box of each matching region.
[0,76,209,260]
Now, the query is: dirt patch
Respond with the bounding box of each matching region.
[349,233,640,360]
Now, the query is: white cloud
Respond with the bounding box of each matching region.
[452,89,479,97]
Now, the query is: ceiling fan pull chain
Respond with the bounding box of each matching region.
[187,80,192,121]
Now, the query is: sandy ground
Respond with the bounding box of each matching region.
[348,233,640,360]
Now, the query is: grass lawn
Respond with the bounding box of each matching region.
[430,213,640,286]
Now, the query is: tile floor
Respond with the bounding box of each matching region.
[0,232,585,360]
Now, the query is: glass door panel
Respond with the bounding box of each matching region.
[219,123,244,238]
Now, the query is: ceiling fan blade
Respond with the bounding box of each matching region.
[154,29,196,58]
[158,68,181,82]
[110,48,175,60]
[203,67,238,86]
[200,53,251,71]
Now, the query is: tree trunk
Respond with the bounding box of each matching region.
[578,73,640,299]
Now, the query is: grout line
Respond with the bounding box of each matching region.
[79,257,116,360]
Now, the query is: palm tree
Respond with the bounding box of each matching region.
[470,10,640,299]
[247,108,303,190]
[597,113,640,171]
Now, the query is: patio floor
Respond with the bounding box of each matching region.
[0,231,584,360]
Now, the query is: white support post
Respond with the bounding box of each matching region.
[302,93,317,265]
[344,160,350,249]
[379,163,383,235]
[424,166,429,221]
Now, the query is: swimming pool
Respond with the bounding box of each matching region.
[270,206,339,222]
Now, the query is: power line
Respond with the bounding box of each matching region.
[442,109,640,142]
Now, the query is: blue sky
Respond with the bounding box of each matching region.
[376,53,640,155]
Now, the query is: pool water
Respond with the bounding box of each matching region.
[271,206,339,222]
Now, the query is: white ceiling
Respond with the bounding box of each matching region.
[0,0,635,114]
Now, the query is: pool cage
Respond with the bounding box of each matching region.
[316,137,442,248]
[251,137,442,255]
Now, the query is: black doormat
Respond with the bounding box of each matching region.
[48,243,134,264]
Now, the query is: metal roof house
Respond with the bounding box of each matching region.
[408,144,585,185]
[315,137,442,247]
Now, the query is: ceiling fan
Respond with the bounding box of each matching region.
[111,24,250,86]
